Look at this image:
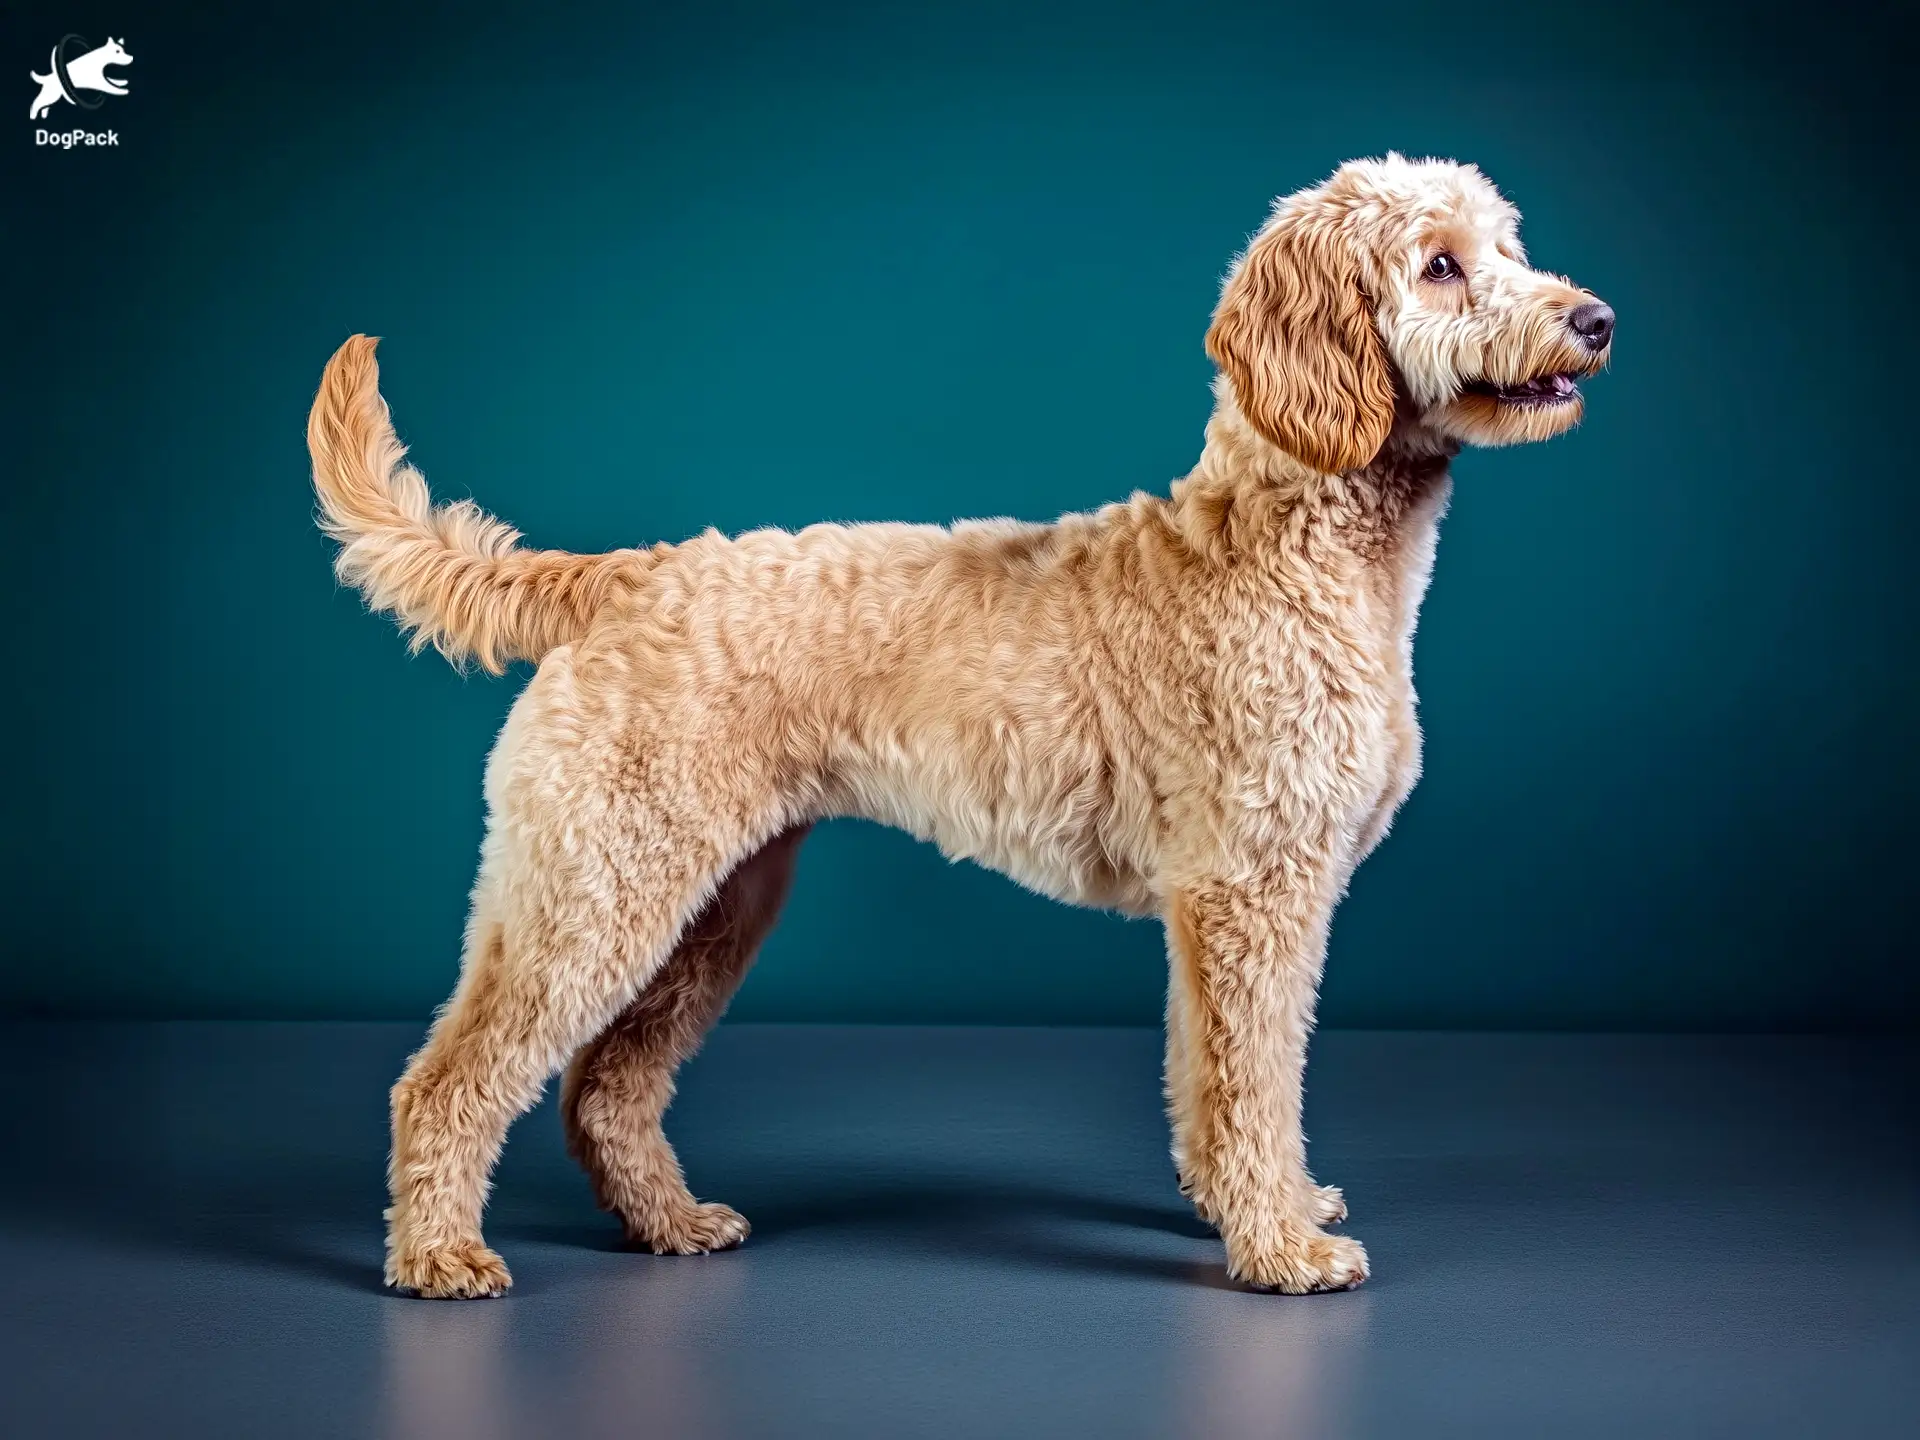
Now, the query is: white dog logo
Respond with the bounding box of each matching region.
[29,35,132,120]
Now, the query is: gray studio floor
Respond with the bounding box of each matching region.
[0,1023,1913,1439]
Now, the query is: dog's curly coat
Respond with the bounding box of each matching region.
[308,154,1613,1298]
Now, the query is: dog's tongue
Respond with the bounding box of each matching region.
[1509,374,1572,398]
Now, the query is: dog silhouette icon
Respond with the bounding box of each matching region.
[29,35,132,121]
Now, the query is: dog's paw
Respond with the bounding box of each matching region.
[1177,1167,1221,1227]
[1226,1228,1369,1294]
[386,1239,512,1300]
[1309,1184,1348,1226]
[633,1200,751,1256]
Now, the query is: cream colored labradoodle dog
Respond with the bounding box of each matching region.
[308,153,1613,1298]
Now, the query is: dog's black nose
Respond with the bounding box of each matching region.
[1568,300,1615,349]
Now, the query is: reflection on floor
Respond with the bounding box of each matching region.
[0,1023,1913,1439]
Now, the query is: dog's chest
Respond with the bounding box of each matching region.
[1230,474,1451,836]
[1363,472,1451,700]
[1352,472,1451,815]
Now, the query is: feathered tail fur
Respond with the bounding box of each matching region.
[307,335,643,672]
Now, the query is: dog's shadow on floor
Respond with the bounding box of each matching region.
[2,1129,1236,1295]
[501,1179,1240,1290]
[0,1181,392,1295]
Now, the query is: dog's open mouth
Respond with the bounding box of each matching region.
[1463,373,1580,407]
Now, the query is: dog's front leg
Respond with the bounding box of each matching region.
[1166,869,1367,1293]
[1165,986,1347,1231]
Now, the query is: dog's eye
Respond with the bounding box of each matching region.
[1423,252,1462,282]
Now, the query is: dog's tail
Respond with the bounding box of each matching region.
[307,335,646,673]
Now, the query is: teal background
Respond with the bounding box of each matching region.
[3,1,1913,1028]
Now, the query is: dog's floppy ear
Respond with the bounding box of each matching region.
[1205,204,1395,474]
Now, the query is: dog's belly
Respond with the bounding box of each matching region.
[830,742,1161,917]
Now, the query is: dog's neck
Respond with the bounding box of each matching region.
[1171,394,1457,566]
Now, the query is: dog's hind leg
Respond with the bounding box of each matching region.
[561,824,810,1253]
[383,647,802,1299]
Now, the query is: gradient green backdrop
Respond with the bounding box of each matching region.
[4,0,1913,1028]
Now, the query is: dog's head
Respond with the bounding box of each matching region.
[1206,155,1613,474]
